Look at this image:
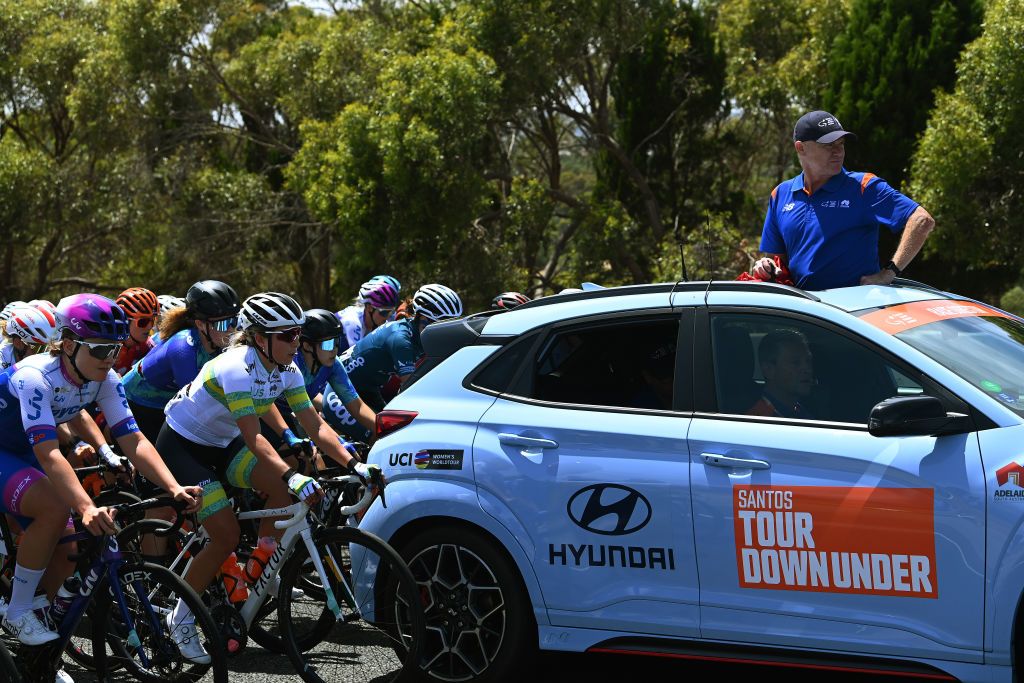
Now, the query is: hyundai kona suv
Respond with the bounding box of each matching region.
[358,279,1024,683]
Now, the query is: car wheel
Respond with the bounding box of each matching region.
[400,525,535,682]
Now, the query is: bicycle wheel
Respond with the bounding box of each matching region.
[92,559,228,682]
[278,526,425,683]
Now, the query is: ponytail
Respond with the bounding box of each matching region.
[159,308,192,341]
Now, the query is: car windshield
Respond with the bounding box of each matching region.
[858,300,1024,414]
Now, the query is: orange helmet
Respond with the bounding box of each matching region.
[116,287,159,319]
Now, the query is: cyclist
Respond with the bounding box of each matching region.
[323,284,462,439]
[156,292,375,657]
[491,291,531,310]
[154,294,187,345]
[0,294,200,649]
[113,287,160,376]
[1,303,58,369]
[122,280,241,443]
[262,309,376,456]
[337,275,402,351]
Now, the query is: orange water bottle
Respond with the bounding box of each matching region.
[220,552,249,605]
[245,537,277,584]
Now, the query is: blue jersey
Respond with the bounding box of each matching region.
[0,354,138,458]
[760,168,919,290]
[276,351,359,414]
[122,328,213,409]
[342,318,422,396]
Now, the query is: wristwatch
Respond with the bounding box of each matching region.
[884,260,903,277]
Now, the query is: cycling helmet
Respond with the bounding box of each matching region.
[359,274,401,300]
[157,294,187,316]
[57,294,130,341]
[301,308,344,341]
[7,305,61,346]
[490,291,531,310]
[362,281,401,310]
[116,287,159,319]
[412,284,463,322]
[236,309,252,332]
[0,301,27,324]
[186,280,240,320]
[28,299,58,320]
[241,292,306,330]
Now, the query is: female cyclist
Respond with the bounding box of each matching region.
[0,303,51,370]
[336,275,401,351]
[113,287,160,376]
[0,295,200,648]
[156,292,375,657]
[122,280,240,443]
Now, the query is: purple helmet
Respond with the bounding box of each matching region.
[57,294,130,341]
[362,281,400,309]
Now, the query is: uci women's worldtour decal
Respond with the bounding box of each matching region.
[733,485,937,598]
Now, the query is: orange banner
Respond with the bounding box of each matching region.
[859,299,1010,334]
[733,485,937,598]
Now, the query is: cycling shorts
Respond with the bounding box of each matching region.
[0,449,71,529]
[154,423,259,522]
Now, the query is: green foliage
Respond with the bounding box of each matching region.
[1000,286,1024,318]
[825,0,982,185]
[907,0,1024,298]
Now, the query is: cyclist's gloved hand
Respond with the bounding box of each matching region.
[281,428,304,449]
[283,469,323,504]
[348,461,380,483]
[98,444,128,473]
[338,437,359,458]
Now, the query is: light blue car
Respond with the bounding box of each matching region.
[358,280,1024,683]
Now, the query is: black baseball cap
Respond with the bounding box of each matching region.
[793,110,857,144]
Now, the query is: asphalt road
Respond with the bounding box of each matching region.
[63,645,911,682]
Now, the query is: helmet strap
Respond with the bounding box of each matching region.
[255,332,288,372]
[64,342,90,385]
[303,342,322,375]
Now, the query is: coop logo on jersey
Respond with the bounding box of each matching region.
[995,462,1024,500]
[734,485,937,598]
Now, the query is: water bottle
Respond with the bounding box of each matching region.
[245,537,277,584]
[50,575,82,627]
[220,552,249,605]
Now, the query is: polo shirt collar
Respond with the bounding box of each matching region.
[791,168,849,196]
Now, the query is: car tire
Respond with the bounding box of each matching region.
[399,525,536,683]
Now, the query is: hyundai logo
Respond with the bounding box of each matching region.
[567,484,652,536]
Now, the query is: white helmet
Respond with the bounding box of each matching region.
[241,292,306,330]
[0,301,27,324]
[157,294,187,316]
[412,284,463,322]
[236,309,252,331]
[6,305,61,346]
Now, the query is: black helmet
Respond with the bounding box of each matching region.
[186,280,240,320]
[490,291,531,310]
[301,308,343,342]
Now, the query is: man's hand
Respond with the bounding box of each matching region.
[860,269,897,286]
[752,257,778,280]
[171,485,203,514]
[81,504,118,535]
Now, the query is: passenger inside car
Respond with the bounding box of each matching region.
[747,329,816,419]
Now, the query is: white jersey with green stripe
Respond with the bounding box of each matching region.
[164,345,312,448]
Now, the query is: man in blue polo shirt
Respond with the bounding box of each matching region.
[752,110,935,290]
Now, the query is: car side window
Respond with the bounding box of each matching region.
[470,332,539,394]
[531,318,679,410]
[711,314,930,424]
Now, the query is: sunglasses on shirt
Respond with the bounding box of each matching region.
[266,326,302,343]
[209,317,239,333]
[76,340,123,361]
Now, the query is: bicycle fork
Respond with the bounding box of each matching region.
[299,528,359,621]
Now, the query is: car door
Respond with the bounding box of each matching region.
[689,307,986,662]
[471,309,700,637]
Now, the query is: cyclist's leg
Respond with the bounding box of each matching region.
[224,440,290,542]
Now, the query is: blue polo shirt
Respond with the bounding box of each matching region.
[760,168,919,290]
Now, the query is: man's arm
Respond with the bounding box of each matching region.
[860,206,936,285]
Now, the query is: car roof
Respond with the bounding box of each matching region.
[480,279,966,336]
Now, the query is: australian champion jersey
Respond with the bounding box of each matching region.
[0,353,138,456]
[165,345,312,448]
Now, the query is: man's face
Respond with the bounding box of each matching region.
[797,138,846,178]
[763,342,814,399]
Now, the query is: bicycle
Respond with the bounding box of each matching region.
[118,468,425,682]
[13,497,228,683]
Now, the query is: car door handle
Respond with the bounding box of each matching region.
[498,433,559,450]
[702,453,771,470]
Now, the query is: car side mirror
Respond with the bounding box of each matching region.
[868,395,972,437]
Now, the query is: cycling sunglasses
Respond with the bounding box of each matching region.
[135,317,155,329]
[76,340,123,361]
[317,338,336,352]
[266,326,302,343]
[372,307,396,318]
[209,316,239,333]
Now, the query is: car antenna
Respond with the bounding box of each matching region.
[669,213,688,308]
[703,211,714,303]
